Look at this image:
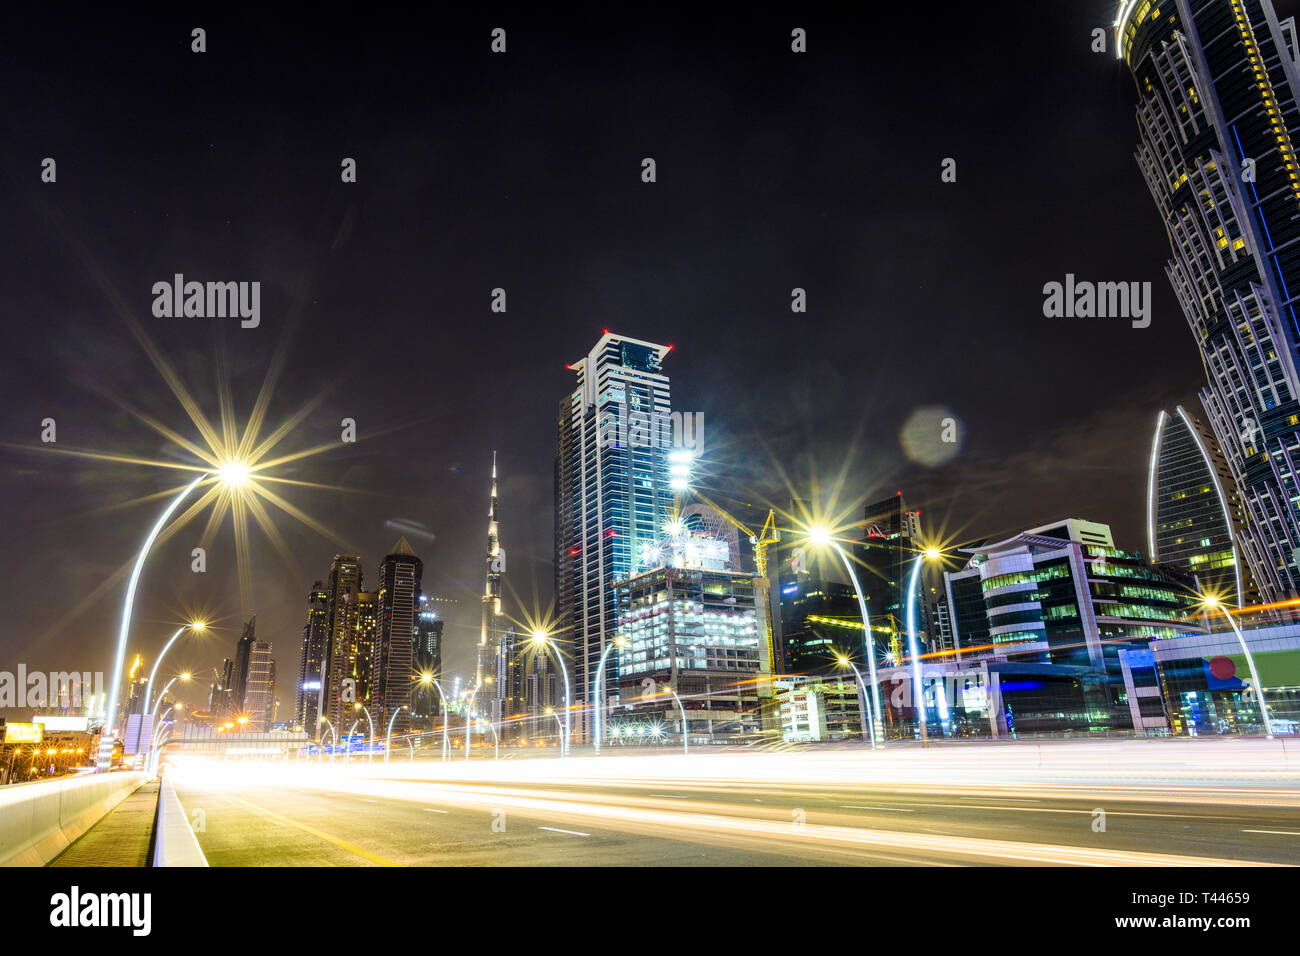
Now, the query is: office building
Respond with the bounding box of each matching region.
[1119,0,1300,600]
[375,537,422,738]
[295,582,330,731]
[555,332,677,742]
[1148,405,1247,602]
[243,641,275,732]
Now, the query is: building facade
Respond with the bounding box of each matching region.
[294,582,330,731]
[612,565,764,744]
[1119,0,1300,600]
[375,538,422,738]
[1148,405,1246,602]
[555,332,676,743]
[940,518,1202,734]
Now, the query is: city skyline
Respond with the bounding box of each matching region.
[5,2,1300,892]
[1,4,1239,706]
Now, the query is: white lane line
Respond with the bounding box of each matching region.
[841,805,915,812]
[539,826,590,837]
[360,798,378,803]
[1242,829,1300,836]
[651,794,689,799]
[423,808,449,814]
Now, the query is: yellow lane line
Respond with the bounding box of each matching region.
[227,795,402,867]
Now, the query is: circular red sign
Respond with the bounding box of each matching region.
[1208,656,1236,681]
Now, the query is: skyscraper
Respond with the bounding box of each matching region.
[555,332,676,742]
[1148,405,1247,602]
[320,554,362,739]
[857,493,925,660]
[295,581,330,731]
[375,537,422,738]
[229,615,257,717]
[478,455,505,693]
[1119,0,1300,600]
[243,640,275,732]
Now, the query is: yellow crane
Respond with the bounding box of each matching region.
[690,493,782,680]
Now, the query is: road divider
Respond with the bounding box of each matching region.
[152,774,208,867]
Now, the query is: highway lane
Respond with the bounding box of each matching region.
[168,744,1300,865]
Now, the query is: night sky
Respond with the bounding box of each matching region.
[6,2,1296,714]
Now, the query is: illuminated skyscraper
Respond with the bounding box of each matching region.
[1118,0,1300,599]
[555,332,676,743]
[1148,405,1247,602]
[243,640,275,732]
[295,581,330,731]
[375,538,422,737]
[320,554,362,738]
[477,455,505,690]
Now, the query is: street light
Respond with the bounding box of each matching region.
[545,708,565,755]
[346,719,361,763]
[1203,593,1275,738]
[529,630,571,757]
[149,673,192,719]
[593,636,628,755]
[102,472,210,770]
[465,681,482,762]
[806,523,885,745]
[833,652,878,751]
[142,621,205,716]
[904,546,943,746]
[384,706,406,766]
[663,685,688,756]
[355,704,375,764]
[419,673,450,761]
[317,717,337,765]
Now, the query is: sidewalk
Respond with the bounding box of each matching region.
[48,780,158,867]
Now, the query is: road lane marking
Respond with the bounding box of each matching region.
[227,796,402,867]
[539,826,590,837]
[423,808,450,814]
[841,805,914,812]
[361,799,378,803]
[1242,829,1300,836]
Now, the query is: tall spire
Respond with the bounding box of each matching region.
[477,453,504,684]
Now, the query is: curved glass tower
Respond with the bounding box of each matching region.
[1118,0,1300,600]
[1147,405,1243,601]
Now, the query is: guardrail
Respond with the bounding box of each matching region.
[0,771,149,866]
[151,774,207,867]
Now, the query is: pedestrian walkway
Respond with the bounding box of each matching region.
[49,780,158,867]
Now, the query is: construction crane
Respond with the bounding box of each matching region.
[688,492,782,680]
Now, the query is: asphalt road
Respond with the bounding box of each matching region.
[168,742,1300,866]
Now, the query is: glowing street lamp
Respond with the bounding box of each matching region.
[419,674,450,761]
[833,652,877,751]
[384,705,406,766]
[149,673,191,720]
[593,636,628,755]
[905,546,943,746]
[805,523,884,745]
[102,472,209,770]
[317,717,337,765]
[663,685,688,756]
[1202,593,1275,738]
[544,708,565,755]
[530,630,571,757]
[142,621,205,716]
[355,704,375,764]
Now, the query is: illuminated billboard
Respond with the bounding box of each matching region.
[3,722,44,744]
[33,715,90,733]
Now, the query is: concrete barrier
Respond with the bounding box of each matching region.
[0,771,150,867]
[152,775,207,867]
